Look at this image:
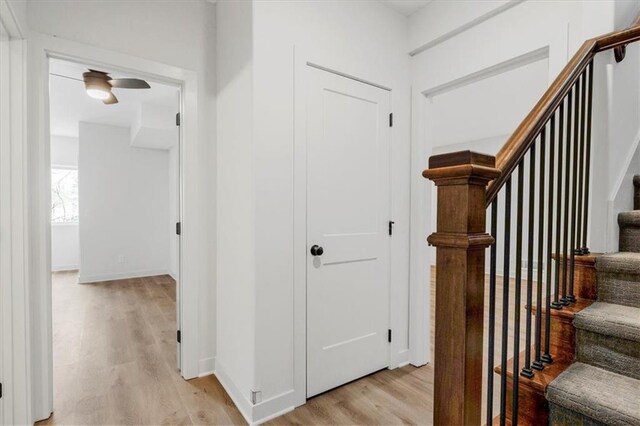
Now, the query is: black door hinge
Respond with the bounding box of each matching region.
[177,330,181,343]
[176,112,181,126]
[176,222,181,236]
[0,382,2,399]
[388,221,395,236]
[388,329,392,343]
[389,113,393,127]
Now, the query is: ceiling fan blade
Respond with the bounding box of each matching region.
[108,78,151,89]
[103,92,119,105]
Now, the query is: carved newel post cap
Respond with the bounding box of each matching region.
[423,150,501,186]
[423,150,500,249]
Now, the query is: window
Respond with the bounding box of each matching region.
[51,168,79,223]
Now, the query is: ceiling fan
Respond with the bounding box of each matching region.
[82,69,151,105]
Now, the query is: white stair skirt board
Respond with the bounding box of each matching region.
[77,269,171,284]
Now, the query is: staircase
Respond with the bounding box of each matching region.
[546,177,640,425]
[423,16,640,426]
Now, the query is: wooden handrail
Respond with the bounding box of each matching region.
[487,24,640,205]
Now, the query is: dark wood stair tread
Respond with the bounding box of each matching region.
[494,349,572,395]
[492,414,512,425]
[551,252,600,263]
[530,298,595,321]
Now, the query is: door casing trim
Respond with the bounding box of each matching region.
[292,46,423,411]
[26,32,199,422]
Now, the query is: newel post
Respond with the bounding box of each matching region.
[423,151,500,426]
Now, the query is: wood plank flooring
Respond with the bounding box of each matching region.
[38,272,245,425]
[268,366,434,425]
[39,271,437,425]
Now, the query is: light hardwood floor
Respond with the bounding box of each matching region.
[36,267,532,425]
[39,272,436,425]
[38,272,245,425]
[268,366,433,425]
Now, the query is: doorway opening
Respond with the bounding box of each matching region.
[48,57,182,423]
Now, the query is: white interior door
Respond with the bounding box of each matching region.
[306,66,391,398]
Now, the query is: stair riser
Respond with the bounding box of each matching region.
[619,226,640,252]
[597,272,640,308]
[553,254,598,300]
[503,380,549,426]
[539,314,575,362]
[576,329,640,380]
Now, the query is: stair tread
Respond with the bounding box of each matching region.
[546,362,640,425]
[532,298,594,321]
[551,252,600,263]
[574,302,640,343]
[618,210,640,227]
[596,252,640,275]
[494,350,571,394]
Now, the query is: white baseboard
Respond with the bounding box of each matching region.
[214,360,296,425]
[51,265,79,272]
[78,268,170,284]
[198,357,215,377]
[252,390,296,425]
[394,349,410,368]
[215,360,254,425]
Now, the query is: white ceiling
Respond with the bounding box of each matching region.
[49,58,179,138]
[380,0,431,17]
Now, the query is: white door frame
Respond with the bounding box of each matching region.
[292,47,423,409]
[0,2,30,424]
[26,32,200,422]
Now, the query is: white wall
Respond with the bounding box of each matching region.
[25,5,216,412]
[50,135,80,271]
[51,225,79,272]
[217,1,410,422]
[78,123,170,283]
[215,1,256,419]
[50,135,77,168]
[409,0,640,367]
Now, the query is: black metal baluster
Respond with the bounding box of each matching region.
[500,179,512,426]
[487,200,499,426]
[542,114,556,365]
[569,78,581,304]
[582,61,594,254]
[533,130,546,371]
[512,162,525,425]
[561,89,573,306]
[576,70,587,260]
[521,145,536,379]
[552,100,565,310]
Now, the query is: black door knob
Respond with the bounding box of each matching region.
[310,245,324,256]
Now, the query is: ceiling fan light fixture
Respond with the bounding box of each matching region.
[83,71,113,101]
[81,69,147,106]
[86,87,111,100]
